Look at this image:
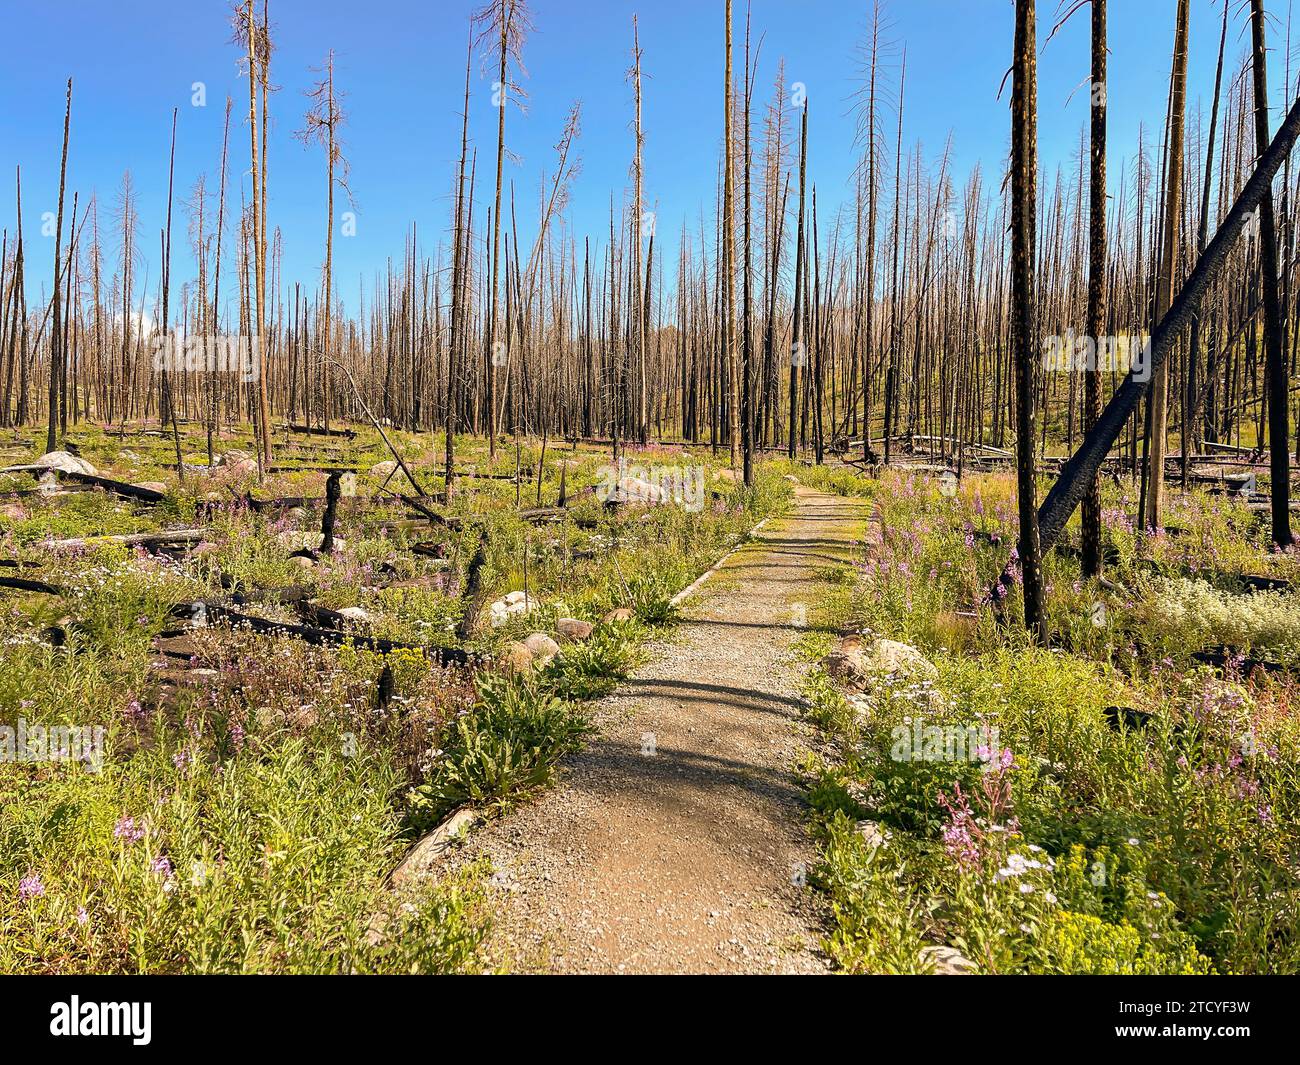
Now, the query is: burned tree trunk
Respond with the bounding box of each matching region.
[1250,0,1294,547]
[1081,0,1106,578]
[1008,0,1047,641]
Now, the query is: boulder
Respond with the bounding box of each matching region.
[215,449,252,468]
[133,481,168,494]
[602,607,635,625]
[612,476,669,504]
[488,591,537,627]
[389,809,480,888]
[501,641,537,673]
[368,460,398,481]
[522,632,560,666]
[823,637,937,691]
[291,554,316,570]
[34,450,97,476]
[337,606,375,626]
[919,945,977,975]
[555,617,595,642]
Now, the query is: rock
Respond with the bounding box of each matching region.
[488,591,537,626]
[824,637,937,691]
[555,617,594,642]
[501,642,537,673]
[291,555,316,570]
[336,606,374,626]
[823,650,864,688]
[856,820,887,850]
[368,460,398,481]
[602,607,635,625]
[866,638,938,678]
[34,450,97,476]
[612,476,670,504]
[919,945,977,975]
[214,450,257,477]
[390,809,480,888]
[133,481,168,494]
[522,632,560,666]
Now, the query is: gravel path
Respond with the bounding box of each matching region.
[460,487,869,974]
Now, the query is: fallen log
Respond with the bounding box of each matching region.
[173,601,481,667]
[37,529,205,550]
[285,423,358,439]
[0,466,167,504]
[0,575,62,595]
[1191,646,1292,676]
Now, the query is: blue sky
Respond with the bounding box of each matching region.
[0,1,1287,318]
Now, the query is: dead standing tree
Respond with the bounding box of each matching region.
[1006,0,1047,641]
[1141,0,1189,532]
[475,0,533,460]
[47,79,72,453]
[296,49,353,434]
[232,0,274,468]
[1082,0,1106,578]
[1250,0,1294,546]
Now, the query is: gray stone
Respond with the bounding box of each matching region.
[556,617,595,642]
[34,450,97,476]
[390,809,480,888]
[919,945,977,975]
[522,632,560,665]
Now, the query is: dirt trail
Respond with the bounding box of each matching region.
[461,486,869,974]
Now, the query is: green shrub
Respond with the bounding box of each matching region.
[409,673,590,825]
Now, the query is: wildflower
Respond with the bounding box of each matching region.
[76,906,89,925]
[114,816,145,843]
[1019,882,1034,894]
[150,856,173,878]
[1044,892,1058,905]
[18,874,44,900]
